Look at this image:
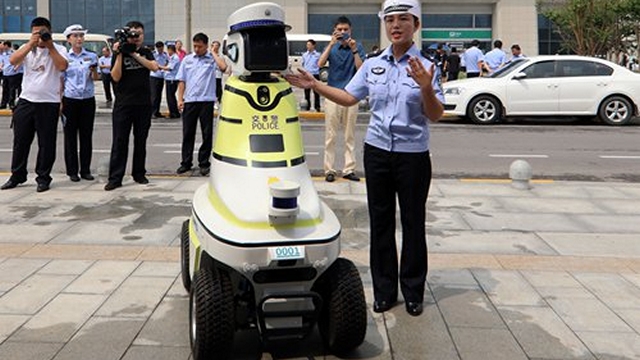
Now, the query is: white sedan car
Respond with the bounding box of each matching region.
[443,55,640,125]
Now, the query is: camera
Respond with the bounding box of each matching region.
[114,27,140,54]
[338,33,350,41]
[39,29,52,42]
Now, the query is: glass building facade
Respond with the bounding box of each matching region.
[0,1,155,42]
[0,2,560,55]
[48,0,155,44]
[0,0,37,32]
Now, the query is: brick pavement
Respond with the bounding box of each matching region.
[1,175,640,359]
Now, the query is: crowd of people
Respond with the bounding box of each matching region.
[0,17,228,193]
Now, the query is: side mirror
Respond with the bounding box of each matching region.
[513,72,527,80]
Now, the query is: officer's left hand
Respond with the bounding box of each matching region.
[284,68,316,89]
[407,57,434,89]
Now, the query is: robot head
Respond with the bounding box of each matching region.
[223,2,291,77]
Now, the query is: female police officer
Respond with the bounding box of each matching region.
[286,0,444,316]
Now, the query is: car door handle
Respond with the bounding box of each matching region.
[547,84,559,89]
[597,82,608,87]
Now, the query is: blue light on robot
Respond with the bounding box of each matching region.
[272,197,298,209]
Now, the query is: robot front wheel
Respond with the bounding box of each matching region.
[314,257,368,354]
[190,269,235,360]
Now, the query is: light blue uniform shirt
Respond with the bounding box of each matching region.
[302,49,320,75]
[64,49,98,99]
[98,55,111,74]
[176,51,217,103]
[164,53,180,81]
[345,45,445,153]
[484,48,507,72]
[1,50,22,76]
[463,46,484,74]
[151,50,168,79]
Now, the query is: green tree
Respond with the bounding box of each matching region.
[538,0,623,56]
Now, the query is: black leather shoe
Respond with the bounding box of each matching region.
[342,172,360,182]
[36,183,50,193]
[80,173,95,181]
[200,167,210,176]
[69,175,80,182]
[176,165,192,174]
[325,173,335,182]
[405,301,423,316]
[373,300,396,313]
[104,182,122,191]
[134,176,149,184]
[1,179,24,190]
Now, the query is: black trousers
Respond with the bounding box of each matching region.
[165,80,179,117]
[62,97,96,176]
[149,76,164,115]
[101,73,113,102]
[363,143,432,304]
[181,102,214,169]
[8,99,59,185]
[304,74,321,111]
[108,105,152,184]
[4,74,22,107]
[215,78,223,103]
[0,74,8,107]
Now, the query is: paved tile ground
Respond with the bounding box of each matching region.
[1,174,640,359]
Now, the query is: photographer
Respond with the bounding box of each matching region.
[317,16,365,183]
[104,21,159,191]
[1,17,68,193]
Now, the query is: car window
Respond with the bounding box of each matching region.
[489,58,527,78]
[556,60,613,77]
[521,60,556,79]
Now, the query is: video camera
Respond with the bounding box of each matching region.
[114,27,139,54]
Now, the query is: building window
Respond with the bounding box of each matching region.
[424,14,472,28]
[538,14,565,55]
[422,13,492,51]
[49,0,156,44]
[308,14,380,54]
[0,0,37,32]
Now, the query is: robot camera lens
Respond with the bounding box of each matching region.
[257,86,270,105]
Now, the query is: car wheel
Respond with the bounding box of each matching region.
[180,219,191,292]
[468,95,502,124]
[190,269,235,360]
[315,258,367,355]
[598,96,633,125]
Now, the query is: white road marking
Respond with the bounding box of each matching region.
[599,155,640,159]
[489,154,549,158]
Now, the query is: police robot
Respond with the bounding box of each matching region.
[180,3,367,359]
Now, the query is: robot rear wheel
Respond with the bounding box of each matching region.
[180,219,191,292]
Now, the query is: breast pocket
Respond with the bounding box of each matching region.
[366,73,389,102]
[400,80,422,104]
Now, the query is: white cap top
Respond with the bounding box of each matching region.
[378,0,421,20]
[227,2,291,33]
[63,24,88,38]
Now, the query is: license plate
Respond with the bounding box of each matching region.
[269,246,305,261]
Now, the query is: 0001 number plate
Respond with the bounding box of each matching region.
[269,246,305,261]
